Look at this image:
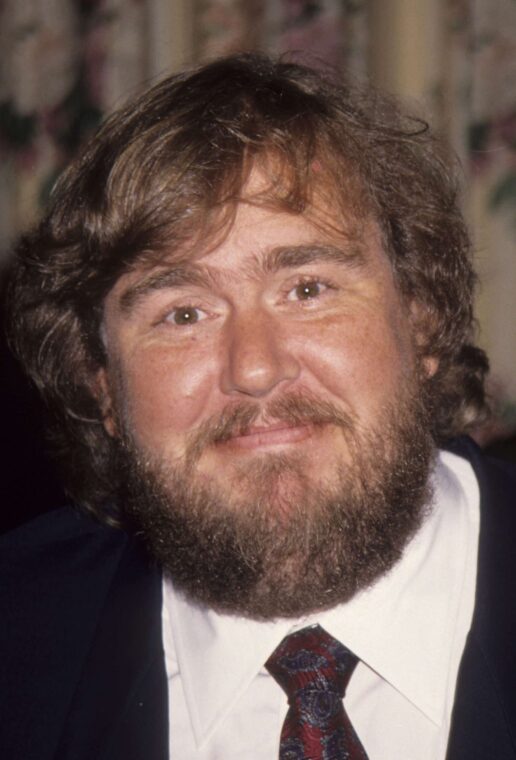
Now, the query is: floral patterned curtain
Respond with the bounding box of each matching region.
[439,0,516,438]
[194,0,369,76]
[0,0,149,256]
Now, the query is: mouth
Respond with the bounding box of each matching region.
[220,422,315,450]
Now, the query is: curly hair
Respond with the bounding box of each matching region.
[5,52,488,520]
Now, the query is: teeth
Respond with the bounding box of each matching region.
[242,424,291,436]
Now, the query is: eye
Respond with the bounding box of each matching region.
[287,280,328,302]
[165,306,207,326]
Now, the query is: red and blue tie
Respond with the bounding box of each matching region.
[266,624,369,760]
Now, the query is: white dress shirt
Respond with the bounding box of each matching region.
[162,450,480,759]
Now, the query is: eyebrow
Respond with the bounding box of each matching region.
[258,244,366,274]
[118,243,367,314]
[119,265,212,313]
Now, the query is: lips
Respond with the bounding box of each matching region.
[222,422,314,450]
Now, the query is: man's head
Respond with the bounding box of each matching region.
[7,53,488,618]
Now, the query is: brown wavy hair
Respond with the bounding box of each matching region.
[5,53,488,520]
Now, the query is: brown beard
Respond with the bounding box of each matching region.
[116,383,435,620]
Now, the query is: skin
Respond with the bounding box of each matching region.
[99,192,431,506]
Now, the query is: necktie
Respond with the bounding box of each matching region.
[266,624,369,760]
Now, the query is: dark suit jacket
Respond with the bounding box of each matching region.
[1,438,515,759]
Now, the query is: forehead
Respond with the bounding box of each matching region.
[194,200,378,272]
[107,158,385,293]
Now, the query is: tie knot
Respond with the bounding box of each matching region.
[266,625,358,707]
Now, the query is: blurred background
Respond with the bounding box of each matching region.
[1,0,515,529]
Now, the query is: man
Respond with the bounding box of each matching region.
[2,53,515,760]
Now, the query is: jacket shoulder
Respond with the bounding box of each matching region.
[0,507,137,760]
[446,438,516,758]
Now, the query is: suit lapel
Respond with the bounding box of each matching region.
[447,438,516,758]
[55,538,168,760]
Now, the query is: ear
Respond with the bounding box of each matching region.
[421,354,439,379]
[93,368,118,437]
[409,301,439,379]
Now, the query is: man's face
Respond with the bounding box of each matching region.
[100,190,435,618]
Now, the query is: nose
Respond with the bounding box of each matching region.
[220,309,300,398]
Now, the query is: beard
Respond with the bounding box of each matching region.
[115,378,435,620]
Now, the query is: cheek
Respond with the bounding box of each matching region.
[115,345,219,447]
[298,310,414,409]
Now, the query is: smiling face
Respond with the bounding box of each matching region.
[102,201,417,485]
[98,189,435,617]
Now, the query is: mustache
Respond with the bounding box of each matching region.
[184,392,355,463]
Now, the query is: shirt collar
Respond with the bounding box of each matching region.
[316,449,479,725]
[163,450,479,746]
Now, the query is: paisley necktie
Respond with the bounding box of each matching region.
[266,624,369,760]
